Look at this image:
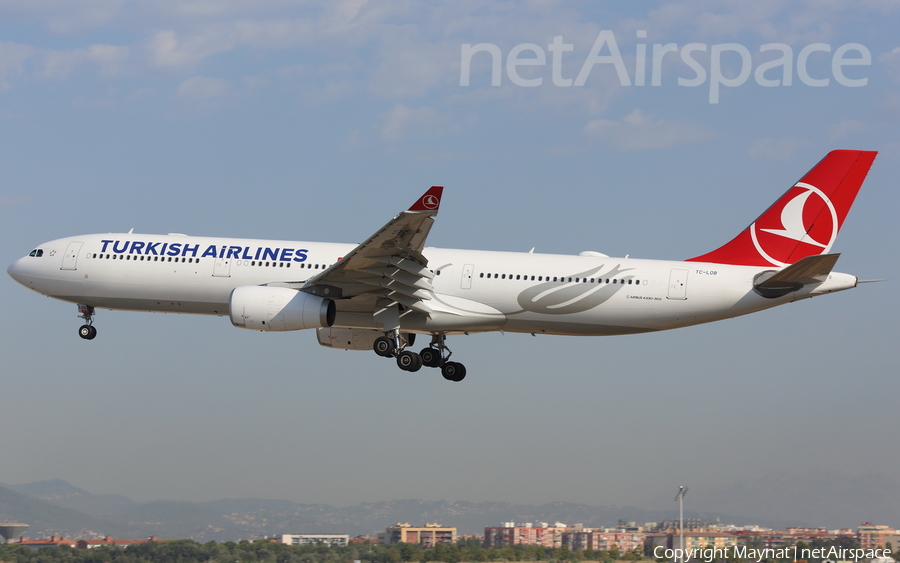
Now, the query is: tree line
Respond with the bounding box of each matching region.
[0,538,645,563]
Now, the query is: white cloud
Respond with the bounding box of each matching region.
[0,0,124,33]
[879,47,900,83]
[369,38,458,99]
[828,119,865,141]
[148,29,237,70]
[42,44,129,79]
[0,41,34,89]
[379,104,454,141]
[624,0,899,44]
[177,75,229,99]
[748,137,809,159]
[583,109,714,151]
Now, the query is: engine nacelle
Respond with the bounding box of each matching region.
[230,286,335,331]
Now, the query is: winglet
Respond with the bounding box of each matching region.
[408,186,443,212]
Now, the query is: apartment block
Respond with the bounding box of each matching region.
[378,523,456,547]
[275,534,350,547]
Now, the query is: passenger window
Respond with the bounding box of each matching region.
[501,274,506,279]
[516,275,520,280]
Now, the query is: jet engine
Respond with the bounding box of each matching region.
[229,286,335,331]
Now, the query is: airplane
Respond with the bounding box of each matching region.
[7,150,877,382]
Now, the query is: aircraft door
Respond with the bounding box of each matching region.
[61,241,83,270]
[461,264,474,289]
[213,257,232,277]
[667,269,688,300]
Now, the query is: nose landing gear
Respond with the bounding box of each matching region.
[77,304,97,340]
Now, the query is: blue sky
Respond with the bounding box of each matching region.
[2,1,899,520]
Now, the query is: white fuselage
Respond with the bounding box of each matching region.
[7,232,858,337]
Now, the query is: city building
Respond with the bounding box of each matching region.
[484,522,570,548]
[12,535,158,550]
[77,536,159,549]
[562,529,646,553]
[274,534,350,547]
[11,536,78,549]
[378,523,456,547]
[858,523,897,551]
[883,533,900,552]
[662,531,738,550]
[486,522,645,552]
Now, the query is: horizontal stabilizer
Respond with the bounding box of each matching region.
[754,253,840,297]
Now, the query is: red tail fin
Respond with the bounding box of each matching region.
[687,150,877,266]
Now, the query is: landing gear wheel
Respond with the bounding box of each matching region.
[441,361,466,382]
[419,348,441,368]
[373,336,396,358]
[79,325,97,340]
[397,351,423,372]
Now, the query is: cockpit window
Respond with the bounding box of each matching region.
[29,249,43,257]
[29,250,36,257]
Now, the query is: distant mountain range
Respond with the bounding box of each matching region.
[0,479,792,542]
[689,471,900,529]
[1,473,897,542]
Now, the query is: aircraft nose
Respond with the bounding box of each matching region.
[7,257,29,286]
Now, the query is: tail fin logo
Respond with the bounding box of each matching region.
[422,194,440,209]
[750,182,838,267]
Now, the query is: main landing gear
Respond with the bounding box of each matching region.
[77,304,97,340]
[373,332,467,382]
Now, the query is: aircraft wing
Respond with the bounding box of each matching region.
[301,186,443,316]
